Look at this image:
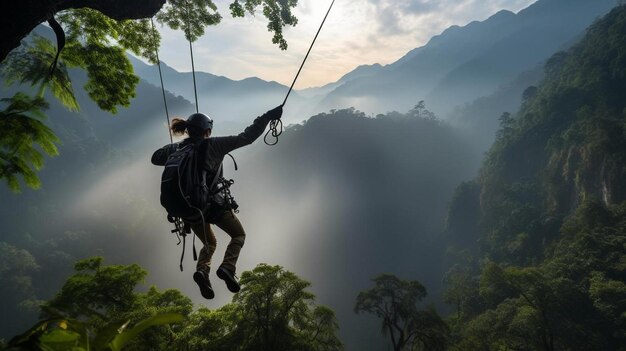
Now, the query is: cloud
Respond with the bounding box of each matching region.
[156,0,537,89]
[363,0,537,37]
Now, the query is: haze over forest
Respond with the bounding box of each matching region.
[1,0,626,350]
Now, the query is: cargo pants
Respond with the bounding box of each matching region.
[189,210,246,274]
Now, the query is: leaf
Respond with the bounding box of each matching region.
[39,329,81,344]
[92,320,128,351]
[108,313,184,351]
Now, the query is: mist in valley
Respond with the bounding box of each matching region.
[3,0,626,350]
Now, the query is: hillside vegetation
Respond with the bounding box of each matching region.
[444,5,626,350]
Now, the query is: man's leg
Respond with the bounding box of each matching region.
[214,211,246,292]
[190,221,217,272]
[190,221,217,299]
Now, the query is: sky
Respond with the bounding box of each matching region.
[156,0,537,89]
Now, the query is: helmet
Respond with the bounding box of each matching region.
[187,113,213,131]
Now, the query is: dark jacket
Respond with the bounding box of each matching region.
[151,114,271,174]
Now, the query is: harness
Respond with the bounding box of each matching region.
[168,155,239,271]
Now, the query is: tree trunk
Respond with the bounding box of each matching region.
[0,0,166,63]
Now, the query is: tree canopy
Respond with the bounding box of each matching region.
[355,274,449,351]
[443,5,626,350]
[6,258,342,351]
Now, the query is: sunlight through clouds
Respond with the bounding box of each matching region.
[155,0,536,89]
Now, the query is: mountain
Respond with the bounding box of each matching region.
[129,56,308,131]
[318,0,617,117]
[448,63,544,151]
[297,63,384,99]
[444,5,626,349]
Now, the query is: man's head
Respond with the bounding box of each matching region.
[170,112,213,138]
[187,112,213,138]
[187,113,213,134]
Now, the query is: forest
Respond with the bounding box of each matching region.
[2,0,626,350]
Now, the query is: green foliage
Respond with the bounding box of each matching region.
[42,256,148,321]
[0,242,40,330]
[231,263,342,351]
[39,257,193,350]
[157,0,222,42]
[1,36,79,111]
[171,263,342,351]
[0,93,59,192]
[442,264,481,321]
[6,258,341,350]
[6,314,183,351]
[229,0,298,50]
[355,274,448,351]
[444,5,626,350]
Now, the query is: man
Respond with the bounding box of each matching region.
[151,105,282,299]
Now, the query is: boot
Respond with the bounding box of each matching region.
[193,270,215,299]
[217,266,241,293]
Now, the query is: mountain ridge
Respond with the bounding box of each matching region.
[317,0,617,117]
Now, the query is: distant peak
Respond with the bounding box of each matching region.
[492,9,515,17]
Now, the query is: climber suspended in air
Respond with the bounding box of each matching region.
[150,0,334,299]
[151,108,282,299]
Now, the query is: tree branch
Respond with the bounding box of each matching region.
[0,0,166,63]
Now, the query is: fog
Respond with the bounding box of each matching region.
[0,102,481,350]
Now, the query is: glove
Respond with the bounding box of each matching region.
[264,105,283,120]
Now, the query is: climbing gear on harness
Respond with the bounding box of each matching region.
[168,215,196,271]
[213,177,239,214]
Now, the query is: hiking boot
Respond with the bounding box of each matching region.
[193,270,215,299]
[216,266,241,293]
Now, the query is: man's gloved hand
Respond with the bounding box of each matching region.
[264,105,283,120]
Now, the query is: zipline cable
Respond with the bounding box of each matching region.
[151,18,173,144]
[265,0,336,145]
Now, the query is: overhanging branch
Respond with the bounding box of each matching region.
[0,0,166,63]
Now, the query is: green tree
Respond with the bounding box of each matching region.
[354,274,449,351]
[5,256,189,350]
[230,264,342,351]
[442,264,481,321]
[40,257,193,350]
[0,94,59,192]
[0,242,41,331]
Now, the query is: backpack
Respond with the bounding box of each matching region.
[160,142,210,220]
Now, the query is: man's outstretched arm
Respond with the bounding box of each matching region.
[212,105,283,156]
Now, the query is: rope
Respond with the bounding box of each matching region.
[265,0,335,146]
[281,0,336,107]
[189,39,199,113]
[150,18,173,144]
[264,119,283,146]
[185,0,200,113]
